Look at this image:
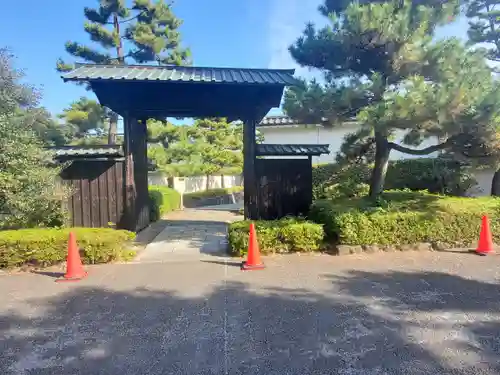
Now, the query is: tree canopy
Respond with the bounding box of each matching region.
[464,0,500,195]
[0,49,67,228]
[284,0,500,197]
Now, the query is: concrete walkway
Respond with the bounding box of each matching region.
[134,208,243,263]
[2,252,500,374]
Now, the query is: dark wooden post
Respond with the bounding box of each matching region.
[121,116,149,232]
[122,114,136,231]
[243,117,258,219]
[132,118,150,232]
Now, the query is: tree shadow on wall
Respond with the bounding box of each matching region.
[1,271,500,374]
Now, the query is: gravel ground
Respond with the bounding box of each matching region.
[2,251,500,374]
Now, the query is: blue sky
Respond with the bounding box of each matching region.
[0,0,469,118]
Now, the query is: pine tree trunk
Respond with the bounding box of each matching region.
[368,132,391,198]
[108,113,118,145]
[113,14,124,64]
[491,168,500,196]
[206,175,210,191]
[221,174,225,189]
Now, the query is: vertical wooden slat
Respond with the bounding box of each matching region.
[73,166,83,227]
[90,169,100,227]
[108,162,118,225]
[81,168,91,227]
[115,160,124,227]
[98,165,108,227]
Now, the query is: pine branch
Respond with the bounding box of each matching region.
[388,139,454,155]
[65,42,111,64]
[84,22,118,48]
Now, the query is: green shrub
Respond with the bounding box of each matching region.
[228,218,324,257]
[385,158,476,196]
[148,185,181,221]
[184,186,243,200]
[312,158,476,199]
[309,190,500,247]
[0,227,136,269]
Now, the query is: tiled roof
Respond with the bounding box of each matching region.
[259,116,300,126]
[62,64,298,86]
[256,144,330,156]
[49,145,123,158]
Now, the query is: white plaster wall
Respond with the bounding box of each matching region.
[148,172,243,194]
[467,169,495,197]
[258,124,440,164]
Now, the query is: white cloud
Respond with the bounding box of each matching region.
[267,0,325,79]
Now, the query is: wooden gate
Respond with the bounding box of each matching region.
[60,160,125,228]
[255,158,312,220]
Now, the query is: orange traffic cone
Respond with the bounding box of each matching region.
[56,232,88,282]
[476,215,495,256]
[241,223,265,271]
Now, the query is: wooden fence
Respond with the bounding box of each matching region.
[60,160,125,228]
[255,158,312,220]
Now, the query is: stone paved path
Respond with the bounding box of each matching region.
[134,208,243,263]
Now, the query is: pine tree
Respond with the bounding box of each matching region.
[188,118,243,190]
[57,0,191,144]
[58,97,107,142]
[465,0,500,195]
[283,0,500,197]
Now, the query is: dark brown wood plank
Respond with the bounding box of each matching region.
[115,161,124,227]
[73,170,83,227]
[90,169,100,227]
[80,166,91,227]
[98,167,109,227]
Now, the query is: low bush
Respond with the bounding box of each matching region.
[312,158,476,199]
[309,190,500,247]
[0,227,136,269]
[228,218,324,257]
[184,186,243,200]
[385,158,476,196]
[149,185,181,221]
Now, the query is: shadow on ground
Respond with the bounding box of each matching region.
[2,270,500,374]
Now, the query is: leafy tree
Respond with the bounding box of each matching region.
[283,0,500,198]
[0,49,67,228]
[57,0,191,144]
[23,108,70,146]
[465,0,500,195]
[188,118,243,189]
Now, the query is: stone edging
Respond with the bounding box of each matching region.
[335,242,467,256]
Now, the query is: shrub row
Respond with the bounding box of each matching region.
[149,185,181,221]
[309,190,500,247]
[184,186,243,200]
[312,158,476,199]
[228,218,324,257]
[0,227,136,269]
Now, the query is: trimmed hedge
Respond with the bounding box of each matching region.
[309,190,500,247]
[312,158,476,199]
[228,218,324,257]
[184,186,243,200]
[0,227,136,269]
[149,185,181,221]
